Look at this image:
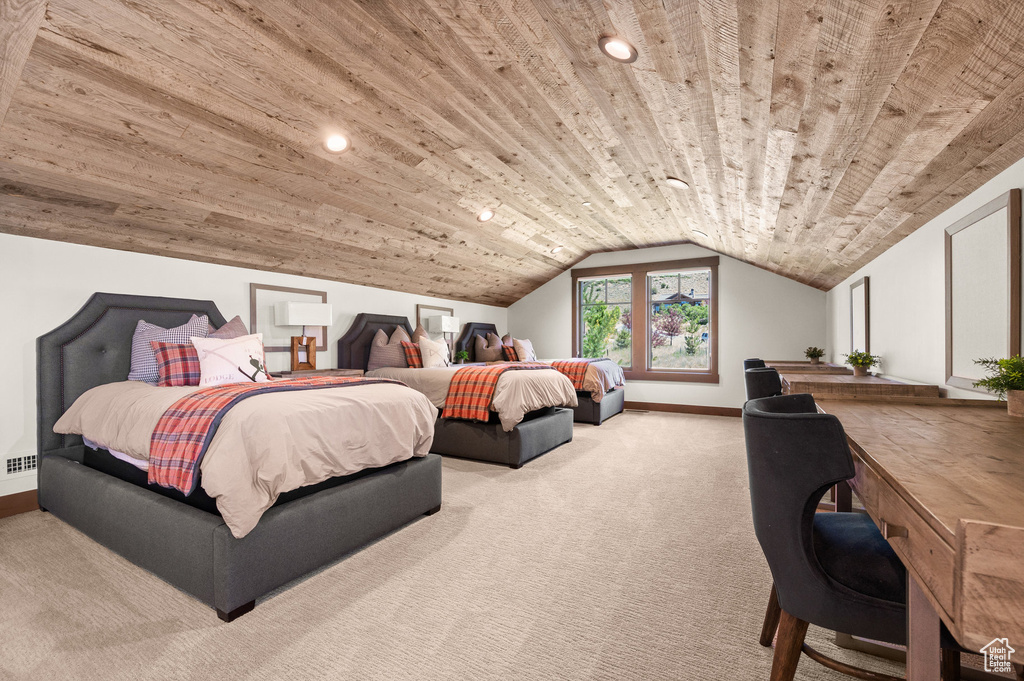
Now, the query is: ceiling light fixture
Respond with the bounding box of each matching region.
[552,246,564,254]
[665,176,689,189]
[324,133,350,154]
[582,201,592,206]
[598,36,638,64]
[693,230,709,238]
[477,209,495,222]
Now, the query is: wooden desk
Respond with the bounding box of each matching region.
[816,399,1024,678]
[765,360,853,375]
[782,373,941,398]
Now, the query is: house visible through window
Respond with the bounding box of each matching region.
[572,257,719,383]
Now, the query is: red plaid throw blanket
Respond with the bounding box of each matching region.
[442,363,554,422]
[550,358,610,390]
[149,376,402,494]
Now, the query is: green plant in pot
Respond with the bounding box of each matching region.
[805,346,825,365]
[843,349,879,377]
[973,356,1024,417]
[454,349,470,365]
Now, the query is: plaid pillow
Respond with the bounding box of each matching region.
[150,341,201,387]
[128,314,209,384]
[401,341,423,368]
[502,345,519,362]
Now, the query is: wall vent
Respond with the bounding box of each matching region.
[6,454,37,475]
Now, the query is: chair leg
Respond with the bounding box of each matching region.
[770,610,809,681]
[940,649,960,681]
[760,583,782,647]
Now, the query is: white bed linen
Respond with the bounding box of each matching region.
[367,366,578,431]
[55,380,437,538]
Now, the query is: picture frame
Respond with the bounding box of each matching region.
[415,304,454,332]
[850,277,870,354]
[250,283,328,352]
[945,188,1022,391]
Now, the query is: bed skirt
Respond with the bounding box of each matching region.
[38,447,442,620]
[572,387,625,425]
[430,407,573,468]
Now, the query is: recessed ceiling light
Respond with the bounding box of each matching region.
[599,36,638,63]
[477,209,495,222]
[666,177,689,189]
[693,230,709,238]
[552,246,564,254]
[582,201,592,206]
[324,133,350,153]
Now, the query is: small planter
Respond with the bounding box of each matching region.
[852,366,869,377]
[810,357,821,365]
[1009,390,1024,418]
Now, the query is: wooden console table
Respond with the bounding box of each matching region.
[816,398,1024,679]
[782,373,941,398]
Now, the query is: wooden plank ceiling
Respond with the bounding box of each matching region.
[2,0,1024,306]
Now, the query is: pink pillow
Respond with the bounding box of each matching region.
[209,315,249,339]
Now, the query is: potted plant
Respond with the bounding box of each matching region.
[805,346,825,365]
[973,356,1024,417]
[454,349,470,365]
[843,349,879,377]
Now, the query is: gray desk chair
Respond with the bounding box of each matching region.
[745,367,782,400]
[743,393,962,681]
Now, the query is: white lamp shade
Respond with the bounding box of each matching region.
[428,315,460,333]
[275,302,333,327]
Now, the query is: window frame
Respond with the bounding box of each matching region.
[571,256,719,383]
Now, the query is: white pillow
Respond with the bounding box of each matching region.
[513,338,537,362]
[191,334,271,387]
[418,336,450,368]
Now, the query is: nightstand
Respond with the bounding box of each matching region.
[275,368,364,378]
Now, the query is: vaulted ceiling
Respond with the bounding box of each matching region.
[2,0,1024,306]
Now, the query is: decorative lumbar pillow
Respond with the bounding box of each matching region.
[513,338,537,362]
[418,336,450,368]
[401,340,423,368]
[209,315,249,340]
[367,327,411,371]
[475,333,504,362]
[191,334,270,387]
[128,314,210,384]
[151,341,202,387]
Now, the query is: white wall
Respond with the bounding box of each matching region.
[508,243,828,409]
[0,233,506,496]
[826,155,1024,398]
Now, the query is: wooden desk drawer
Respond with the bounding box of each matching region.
[851,458,956,619]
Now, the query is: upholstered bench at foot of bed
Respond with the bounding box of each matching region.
[38,450,443,621]
[430,407,573,468]
[572,387,625,425]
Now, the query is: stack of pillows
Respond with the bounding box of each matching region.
[128,314,271,388]
[467,332,540,364]
[368,324,450,370]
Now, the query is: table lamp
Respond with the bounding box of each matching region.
[275,301,333,371]
[428,315,460,355]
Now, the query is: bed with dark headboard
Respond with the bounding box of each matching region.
[340,313,574,468]
[37,293,441,621]
[453,322,625,426]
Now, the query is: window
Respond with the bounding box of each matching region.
[572,257,719,383]
[578,274,632,368]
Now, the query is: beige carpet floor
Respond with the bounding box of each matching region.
[0,412,905,680]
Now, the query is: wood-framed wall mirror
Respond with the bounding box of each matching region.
[850,277,870,354]
[945,188,1022,391]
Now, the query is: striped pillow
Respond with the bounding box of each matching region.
[502,346,519,362]
[151,342,201,387]
[367,327,411,371]
[128,315,209,384]
[401,341,424,368]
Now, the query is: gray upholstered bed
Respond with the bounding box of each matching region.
[36,293,442,621]
[453,323,625,426]
[338,313,574,468]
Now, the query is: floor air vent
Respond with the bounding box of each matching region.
[6,454,37,475]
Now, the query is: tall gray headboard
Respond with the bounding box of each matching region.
[337,313,414,370]
[454,322,499,362]
[36,292,228,456]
